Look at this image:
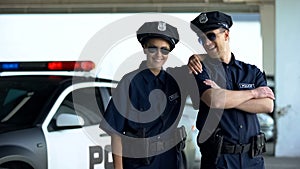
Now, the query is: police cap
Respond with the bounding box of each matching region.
[190,11,233,33]
[137,21,179,51]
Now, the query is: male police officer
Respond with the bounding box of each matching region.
[101,21,189,169]
[189,11,275,169]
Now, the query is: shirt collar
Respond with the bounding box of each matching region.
[138,61,166,85]
[226,53,243,69]
[204,53,242,70]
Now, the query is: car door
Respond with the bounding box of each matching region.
[43,83,113,169]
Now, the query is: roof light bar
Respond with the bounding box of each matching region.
[1,63,19,70]
[0,61,95,72]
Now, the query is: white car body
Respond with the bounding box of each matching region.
[0,65,115,169]
[0,61,199,169]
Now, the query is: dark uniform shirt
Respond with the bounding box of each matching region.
[101,62,191,169]
[194,53,267,169]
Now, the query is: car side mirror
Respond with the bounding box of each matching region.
[56,113,84,129]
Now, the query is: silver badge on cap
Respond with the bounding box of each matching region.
[157,21,167,31]
[199,13,208,23]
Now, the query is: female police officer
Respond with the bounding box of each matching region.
[100,21,186,169]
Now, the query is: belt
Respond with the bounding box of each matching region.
[221,142,251,154]
[149,126,187,153]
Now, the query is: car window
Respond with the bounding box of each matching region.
[0,88,31,122]
[49,87,105,131]
[0,76,60,133]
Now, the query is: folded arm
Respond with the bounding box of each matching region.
[236,98,274,113]
[202,79,275,113]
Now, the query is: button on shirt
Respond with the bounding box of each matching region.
[194,53,267,144]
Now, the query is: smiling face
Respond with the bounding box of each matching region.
[143,38,171,75]
[198,28,230,62]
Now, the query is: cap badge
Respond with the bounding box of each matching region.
[199,13,208,23]
[157,21,167,31]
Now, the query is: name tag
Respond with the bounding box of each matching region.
[238,83,255,89]
[168,92,179,101]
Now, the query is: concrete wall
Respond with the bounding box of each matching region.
[260,4,275,76]
[0,0,265,13]
[275,0,300,157]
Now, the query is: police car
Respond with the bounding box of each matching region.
[0,61,198,169]
[0,61,115,169]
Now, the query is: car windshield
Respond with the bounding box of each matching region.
[0,76,65,132]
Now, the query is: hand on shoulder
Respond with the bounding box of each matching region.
[188,54,207,74]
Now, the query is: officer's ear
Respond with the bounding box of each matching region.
[224,29,230,41]
[143,44,148,54]
[143,49,147,54]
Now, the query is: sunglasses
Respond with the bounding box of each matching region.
[146,46,171,55]
[198,31,225,44]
